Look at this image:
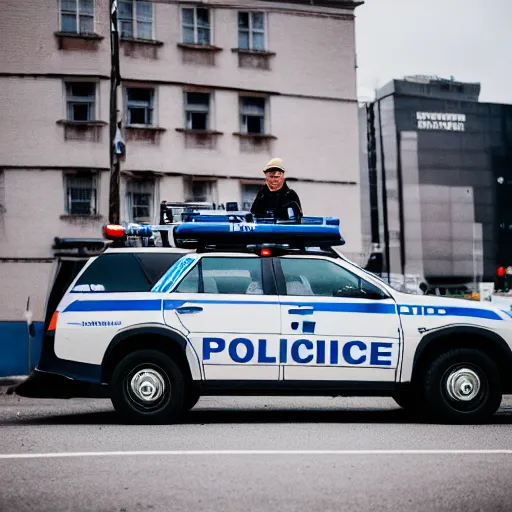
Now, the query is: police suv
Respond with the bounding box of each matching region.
[16,213,512,424]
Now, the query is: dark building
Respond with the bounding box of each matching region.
[361,76,512,289]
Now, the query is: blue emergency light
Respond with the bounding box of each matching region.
[184,212,340,226]
[172,217,344,248]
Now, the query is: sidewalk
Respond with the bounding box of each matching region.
[0,376,27,396]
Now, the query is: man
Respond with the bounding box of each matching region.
[250,158,303,222]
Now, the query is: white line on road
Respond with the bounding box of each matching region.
[1,450,512,460]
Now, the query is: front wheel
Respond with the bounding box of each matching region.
[110,349,185,424]
[422,348,502,424]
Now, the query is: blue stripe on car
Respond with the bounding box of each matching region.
[399,304,502,321]
[64,300,162,312]
[62,299,502,320]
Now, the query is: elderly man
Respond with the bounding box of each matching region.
[250,158,303,222]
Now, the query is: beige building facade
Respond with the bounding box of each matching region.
[0,0,363,323]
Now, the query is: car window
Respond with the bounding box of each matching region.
[279,258,386,298]
[134,253,185,285]
[201,257,263,295]
[73,253,183,293]
[175,265,200,293]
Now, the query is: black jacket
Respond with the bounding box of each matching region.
[250,182,303,221]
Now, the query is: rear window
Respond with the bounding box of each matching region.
[73,252,185,293]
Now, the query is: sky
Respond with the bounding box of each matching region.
[354,0,512,104]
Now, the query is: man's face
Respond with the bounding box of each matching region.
[265,170,285,191]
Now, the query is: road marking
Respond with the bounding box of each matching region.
[1,450,512,460]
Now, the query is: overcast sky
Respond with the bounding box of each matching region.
[354,0,512,104]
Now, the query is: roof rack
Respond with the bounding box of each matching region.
[159,200,244,224]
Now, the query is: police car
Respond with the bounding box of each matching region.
[16,214,512,425]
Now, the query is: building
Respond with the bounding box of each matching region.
[361,76,512,291]
[0,0,363,375]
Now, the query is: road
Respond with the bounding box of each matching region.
[1,392,512,512]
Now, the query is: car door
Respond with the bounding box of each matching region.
[162,255,281,381]
[274,256,401,383]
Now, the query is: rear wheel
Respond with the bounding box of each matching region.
[110,349,185,424]
[422,348,502,424]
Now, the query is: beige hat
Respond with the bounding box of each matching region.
[263,157,285,173]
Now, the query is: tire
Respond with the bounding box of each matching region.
[185,389,201,411]
[110,349,186,424]
[422,348,502,424]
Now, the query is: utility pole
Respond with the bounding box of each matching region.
[109,0,121,224]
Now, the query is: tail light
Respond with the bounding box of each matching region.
[47,311,59,332]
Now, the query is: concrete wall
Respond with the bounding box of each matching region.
[0,77,109,168]
[420,184,483,279]
[1,0,356,100]
[0,169,109,258]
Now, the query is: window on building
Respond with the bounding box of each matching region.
[184,92,210,130]
[240,97,265,134]
[118,0,153,40]
[126,179,154,223]
[60,0,94,34]
[185,179,217,203]
[181,7,211,45]
[66,82,96,122]
[65,173,97,215]
[126,87,154,125]
[238,12,265,51]
[241,183,261,210]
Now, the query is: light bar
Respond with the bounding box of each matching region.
[102,216,344,249]
[172,218,344,248]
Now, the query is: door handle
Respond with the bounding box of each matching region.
[288,306,314,315]
[176,306,203,314]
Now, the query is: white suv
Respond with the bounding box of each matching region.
[16,222,512,425]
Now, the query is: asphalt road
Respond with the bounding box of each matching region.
[1,391,512,512]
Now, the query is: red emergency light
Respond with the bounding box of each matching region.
[497,266,506,277]
[103,224,125,239]
[260,248,272,257]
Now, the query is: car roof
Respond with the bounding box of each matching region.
[103,247,193,254]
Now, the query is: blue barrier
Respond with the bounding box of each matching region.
[0,322,43,377]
